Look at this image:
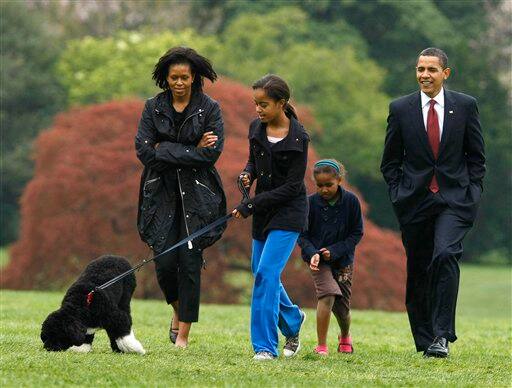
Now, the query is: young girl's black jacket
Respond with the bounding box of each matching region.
[238,117,310,240]
[298,187,364,268]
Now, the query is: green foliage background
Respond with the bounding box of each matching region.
[0,2,66,244]
[1,0,510,263]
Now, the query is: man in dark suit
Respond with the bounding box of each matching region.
[381,47,485,358]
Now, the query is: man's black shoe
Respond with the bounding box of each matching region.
[424,337,449,358]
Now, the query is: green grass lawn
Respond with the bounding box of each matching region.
[1,265,511,387]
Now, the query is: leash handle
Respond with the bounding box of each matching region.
[237,173,250,201]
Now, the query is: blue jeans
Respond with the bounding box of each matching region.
[251,230,303,356]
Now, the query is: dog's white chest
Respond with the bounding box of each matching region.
[86,328,99,334]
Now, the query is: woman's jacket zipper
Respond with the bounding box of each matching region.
[176,108,203,249]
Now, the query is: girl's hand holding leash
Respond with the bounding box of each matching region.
[240,172,251,188]
[233,172,252,219]
[319,247,331,261]
[310,253,320,271]
[232,199,252,219]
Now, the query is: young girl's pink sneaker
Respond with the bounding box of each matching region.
[338,335,354,353]
[314,345,329,355]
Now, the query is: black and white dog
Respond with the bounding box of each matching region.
[41,255,145,354]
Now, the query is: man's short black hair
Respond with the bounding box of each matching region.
[418,47,449,69]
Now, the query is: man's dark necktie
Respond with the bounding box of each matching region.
[427,99,440,193]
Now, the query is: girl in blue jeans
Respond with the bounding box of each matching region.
[233,74,309,360]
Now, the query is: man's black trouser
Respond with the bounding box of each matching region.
[153,198,203,323]
[400,192,472,352]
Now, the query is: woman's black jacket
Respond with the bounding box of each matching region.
[238,117,309,240]
[135,90,227,252]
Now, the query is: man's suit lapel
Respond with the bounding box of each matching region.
[409,92,434,160]
[438,89,457,157]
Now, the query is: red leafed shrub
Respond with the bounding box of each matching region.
[2,78,406,310]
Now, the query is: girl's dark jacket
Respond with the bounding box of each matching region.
[298,187,363,269]
[238,117,309,240]
[135,90,227,252]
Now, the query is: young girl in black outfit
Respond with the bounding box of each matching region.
[233,74,308,360]
[298,159,363,355]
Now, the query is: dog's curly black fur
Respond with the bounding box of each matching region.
[41,255,144,354]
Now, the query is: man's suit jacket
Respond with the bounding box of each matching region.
[380,89,485,225]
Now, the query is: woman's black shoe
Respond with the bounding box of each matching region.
[169,328,179,344]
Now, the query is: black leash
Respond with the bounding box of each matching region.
[86,175,250,306]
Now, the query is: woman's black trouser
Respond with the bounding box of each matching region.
[153,199,203,323]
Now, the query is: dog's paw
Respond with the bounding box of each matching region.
[115,330,146,355]
[69,344,92,353]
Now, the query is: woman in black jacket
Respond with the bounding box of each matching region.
[135,47,226,348]
[233,74,308,360]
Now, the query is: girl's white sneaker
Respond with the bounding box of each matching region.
[253,351,276,360]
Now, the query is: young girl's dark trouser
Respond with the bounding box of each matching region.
[153,199,203,323]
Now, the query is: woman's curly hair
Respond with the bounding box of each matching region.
[152,46,217,92]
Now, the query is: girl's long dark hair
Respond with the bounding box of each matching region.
[252,74,298,119]
[152,46,217,92]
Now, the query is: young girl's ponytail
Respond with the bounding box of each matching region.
[253,74,298,120]
[284,101,298,120]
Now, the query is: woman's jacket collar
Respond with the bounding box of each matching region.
[153,89,204,120]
